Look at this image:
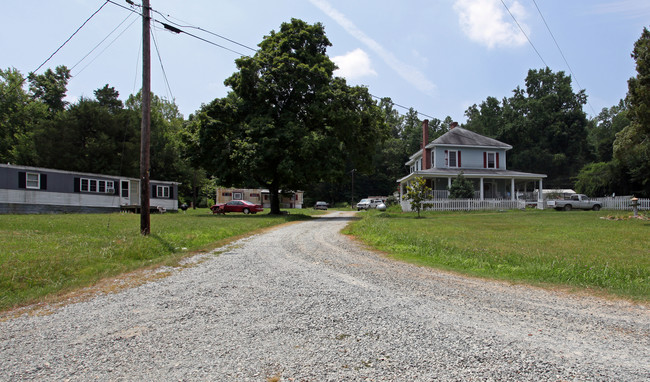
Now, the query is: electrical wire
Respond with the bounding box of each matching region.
[33,1,110,74]
[531,0,597,116]
[151,26,174,101]
[499,0,548,68]
[107,0,436,120]
[73,14,139,77]
[71,12,135,71]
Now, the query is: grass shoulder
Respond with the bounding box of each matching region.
[344,208,649,302]
[0,208,316,312]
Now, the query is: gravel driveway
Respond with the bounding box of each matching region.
[1,211,648,381]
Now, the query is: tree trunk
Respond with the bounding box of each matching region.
[269,183,281,215]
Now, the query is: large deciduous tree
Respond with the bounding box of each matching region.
[191,19,388,214]
[614,27,650,196]
[463,68,590,188]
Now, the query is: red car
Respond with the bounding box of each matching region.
[210,200,264,214]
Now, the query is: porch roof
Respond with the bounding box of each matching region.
[397,168,547,183]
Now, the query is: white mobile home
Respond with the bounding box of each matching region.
[0,164,179,214]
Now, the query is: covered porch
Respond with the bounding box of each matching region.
[398,169,547,209]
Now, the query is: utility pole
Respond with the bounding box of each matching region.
[140,0,151,235]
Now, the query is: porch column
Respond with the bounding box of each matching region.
[511,178,515,200]
[538,178,544,210]
[448,177,452,188]
[399,182,403,202]
[480,178,484,200]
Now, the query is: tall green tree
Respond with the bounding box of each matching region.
[614,27,650,196]
[28,66,71,113]
[0,67,47,164]
[463,68,590,188]
[192,19,388,214]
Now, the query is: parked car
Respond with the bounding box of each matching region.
[547,194,601,211]
[314,201,328,210]
[356,198,384,211]
[210,200,264,214]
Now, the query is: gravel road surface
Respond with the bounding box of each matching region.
[1,211,649,381]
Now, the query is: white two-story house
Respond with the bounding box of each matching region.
[398,121,546,208]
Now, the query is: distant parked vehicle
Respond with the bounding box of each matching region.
[547,194,601,211]
[210,200,263,214]
[356,198,384,211]
[314,201,329,210]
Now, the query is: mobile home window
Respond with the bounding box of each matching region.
[233,192,243,200]
[157,185,170,198]
[81,178,115,193]
[26,172,40,189]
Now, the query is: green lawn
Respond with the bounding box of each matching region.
[0,208,323,311]
[344,209,649,301]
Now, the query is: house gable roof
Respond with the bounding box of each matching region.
[427,127,512,149]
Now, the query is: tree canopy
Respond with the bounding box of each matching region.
[464,68,590,188]
[191,19,388,213]
[613,27,650,196]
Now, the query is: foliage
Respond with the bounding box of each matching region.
[28,66,71,113]
[588,100,630,163]
[191,19,388,214]
[613,27,650,196]
[345,210,649,301]
[0,67,48,164]
[403,176,431,217]
[448,171,475,199]
[463,68,590,188]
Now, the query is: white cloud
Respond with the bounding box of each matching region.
[453,0,528,49]
[332,49,377,80]
[309,0,436,94]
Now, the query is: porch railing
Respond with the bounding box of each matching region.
[401,198,525,212]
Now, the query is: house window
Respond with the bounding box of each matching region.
[431,152,435,168]
[26,172,40,189]
[448,150,459,168]
[157,185,170,198]
[487,152,496,169]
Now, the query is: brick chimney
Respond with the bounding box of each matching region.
[422,119,431,170]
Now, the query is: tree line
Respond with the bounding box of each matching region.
[2,21,648,211]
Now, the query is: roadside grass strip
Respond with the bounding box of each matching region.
[344,210,649,301]
[0,209,321,311]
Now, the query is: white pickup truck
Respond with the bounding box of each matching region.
[547,194,602,211]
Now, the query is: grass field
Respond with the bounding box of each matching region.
[344,209,649,301]
[0,208,323,311]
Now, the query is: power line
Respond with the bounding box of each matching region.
[73,14,139,77]
[531,0,598,116]
[108,0,437,120]
[499,0,548,68]
[151,26,174,101]
[71,12,135,71]
[33,1,110,74]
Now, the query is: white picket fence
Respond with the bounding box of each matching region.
[401,198,526,212]
[592,197,650,211]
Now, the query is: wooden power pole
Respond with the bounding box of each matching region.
[140,0,151,235]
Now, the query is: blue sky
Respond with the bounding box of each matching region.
[2,0,650,122]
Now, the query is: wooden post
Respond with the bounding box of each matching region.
[140,0,151,235]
